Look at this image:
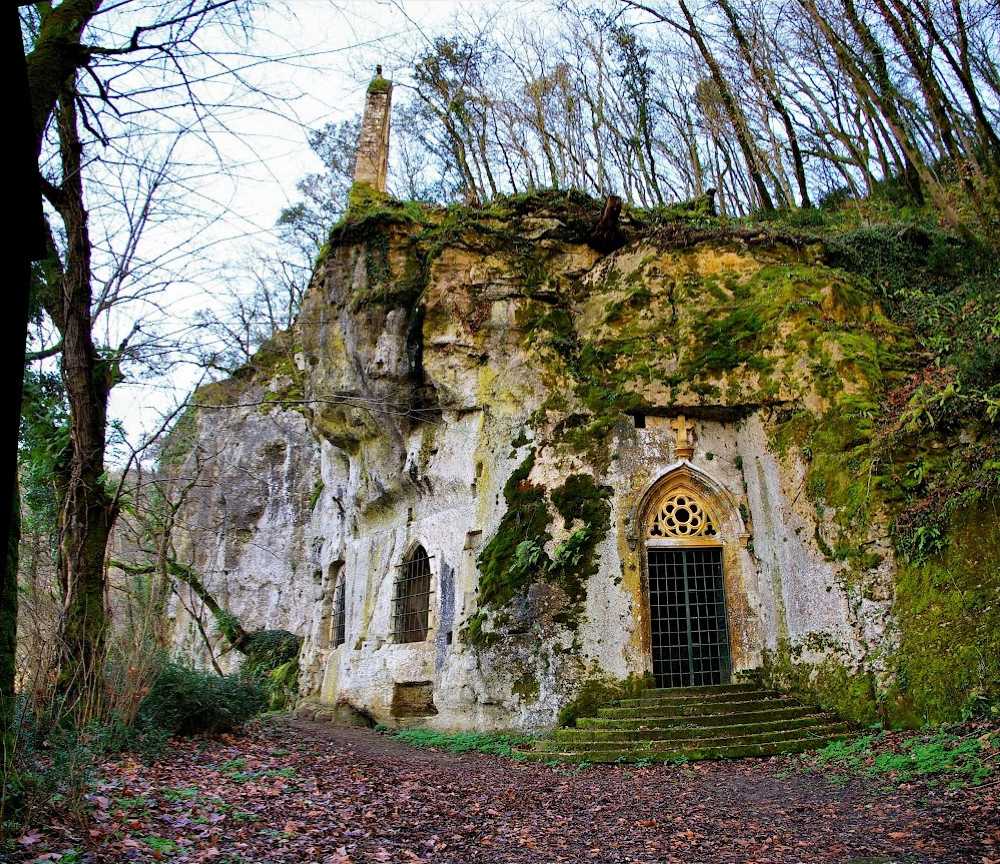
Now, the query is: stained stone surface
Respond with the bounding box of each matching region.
[164,200,904,730]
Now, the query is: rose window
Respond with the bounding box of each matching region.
[647,492,717,539]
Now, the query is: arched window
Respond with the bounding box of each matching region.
[331,570,347,648]
[320,561,345,650]
[392,545,432,643]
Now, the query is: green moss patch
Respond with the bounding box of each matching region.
[761,638,880,726]
[384,728,534,757]
[467,455,612,647]
[557,672,653,728]
[893,504,1000,724]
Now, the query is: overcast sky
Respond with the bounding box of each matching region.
[104,0,513,457]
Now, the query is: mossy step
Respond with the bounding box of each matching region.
[638,684,761,698]
[610,689,781,708]
[596,696,799,719]
[578,706,824,729]
[517,735,845,764]
[551,717,850,743]
[532,724,851,753]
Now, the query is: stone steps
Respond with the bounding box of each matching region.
[549,717,851,743]
[577,704,820,729]
[595,696,801,720]
[518,682,851,764]
[609,689,783,708]
[533,723,851,753]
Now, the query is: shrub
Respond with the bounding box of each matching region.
[237,629,301,710]
[807,725,997,788]
[138,662,266,736]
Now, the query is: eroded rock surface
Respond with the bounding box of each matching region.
[161,193,993,728]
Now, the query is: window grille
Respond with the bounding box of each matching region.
[332,574,346,648]
[648,547,731,687]
[392,545,432,643]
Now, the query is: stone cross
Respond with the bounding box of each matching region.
[670,414,696,460]
[353,65,392,193]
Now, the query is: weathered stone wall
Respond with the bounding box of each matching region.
[352,71,391,193]
[164,194,922,729]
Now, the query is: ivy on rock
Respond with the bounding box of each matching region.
[466,447,612,648]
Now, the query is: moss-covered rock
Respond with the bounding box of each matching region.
[164,186,998,729]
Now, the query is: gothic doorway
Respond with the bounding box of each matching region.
[642,480,732,688]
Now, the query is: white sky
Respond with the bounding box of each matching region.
[103,0,503,458]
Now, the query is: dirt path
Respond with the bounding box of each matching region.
[24,719,999,864]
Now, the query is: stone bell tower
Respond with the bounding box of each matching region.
[353,65,392,193]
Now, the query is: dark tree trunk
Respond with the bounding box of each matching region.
[715,0,812,208]
[7,4,57,781]
[44,88,119,705]
[838,0,926,204]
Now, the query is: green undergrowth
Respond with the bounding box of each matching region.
[803,724,998,789]
[381,727,534,757]
[139,662,267,737]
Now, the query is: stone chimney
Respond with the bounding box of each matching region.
[353,65,392,193]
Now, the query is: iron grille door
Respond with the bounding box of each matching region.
[647,547,731,688]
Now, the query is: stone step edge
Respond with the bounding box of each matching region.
[597,697,801,718]
[578,707,830,729]
[516,735,846,764]
[610,690,781,707]
[640,684,762,696]
[546,722,853,747]
[553,716,844,740]
[532,724,850,752]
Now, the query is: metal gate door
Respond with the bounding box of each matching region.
[647,547,731,688]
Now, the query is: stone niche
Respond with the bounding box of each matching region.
[391,681,438,718]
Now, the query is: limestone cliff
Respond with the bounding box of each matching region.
[162,191,999,728]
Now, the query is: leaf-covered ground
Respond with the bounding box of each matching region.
[17,719,1000,864]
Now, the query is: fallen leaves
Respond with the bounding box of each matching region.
[8,718,998,863]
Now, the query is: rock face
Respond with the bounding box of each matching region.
[162,193,988,729]
[162,345,324,674]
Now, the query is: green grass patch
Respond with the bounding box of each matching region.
[143,836,180,855]
[162,786,199,802]
[805,725,998,788]
[387,728,535,757]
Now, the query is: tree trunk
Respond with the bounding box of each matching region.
[797,0,962,223]
[1,483,19,799]
[166,559,251,651]
[715,0,812,208]
[830,0,931,203]
[45,88,118,707]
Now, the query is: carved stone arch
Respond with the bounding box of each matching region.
[630,461,747,547]
[393,541,434,643]
[402,539,429,563]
